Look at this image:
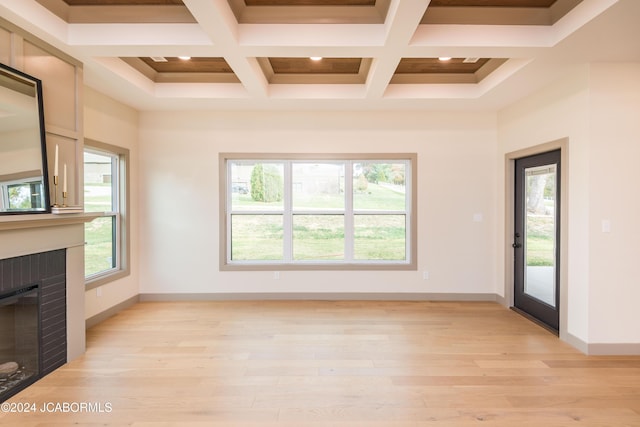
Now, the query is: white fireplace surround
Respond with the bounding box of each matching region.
[0,214,99,361]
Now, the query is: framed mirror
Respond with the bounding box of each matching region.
[0,63,50,214]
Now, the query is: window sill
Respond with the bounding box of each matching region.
[85,268,130,290]
[221,262,416,271]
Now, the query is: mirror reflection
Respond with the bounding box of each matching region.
[0,63,49,214]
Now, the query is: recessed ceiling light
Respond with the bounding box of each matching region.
[178,56,191,60]
[438,57,452,61]
[310,56,323,61]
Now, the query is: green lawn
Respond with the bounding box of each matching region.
[354,215,405,260]
[231,183,407,261]
[353,182,406,211]
[293,215,344,260]
[526,214,555,266]
[231,215,284,261]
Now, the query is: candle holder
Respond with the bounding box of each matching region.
[52,175,59,207]
[62,191,68,207]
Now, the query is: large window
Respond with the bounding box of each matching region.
[221,154,416,270]
[84,141,129,285]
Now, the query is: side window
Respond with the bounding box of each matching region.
[84,141,129,284]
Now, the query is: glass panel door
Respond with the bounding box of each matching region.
[514,150,560,332]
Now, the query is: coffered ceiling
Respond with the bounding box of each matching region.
[0,0,638,111]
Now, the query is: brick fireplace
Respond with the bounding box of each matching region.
[0,216,90,402]
[0,250,67,401]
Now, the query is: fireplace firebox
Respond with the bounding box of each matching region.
[0,250,66,402]
[0,285,39,398]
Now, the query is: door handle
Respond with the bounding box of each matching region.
[512,233,522,249]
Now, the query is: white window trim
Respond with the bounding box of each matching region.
[220,153,417,271]
[84,139,130,289]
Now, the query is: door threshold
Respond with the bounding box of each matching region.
[510,306,559,336]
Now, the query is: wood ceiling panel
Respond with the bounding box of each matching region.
[428,0,556,6]
[391,58,506,84]
[422,0,581,25]
[228,0,388,24]
[63,0,184,4]
[140,57,233,73]
[43,0,193,23]
[395,58,490,75]
[269,58,362,74]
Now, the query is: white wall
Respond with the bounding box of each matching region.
[498,62,640,347]
[587,63,640,344]
[138,111,498,297]
[83,86,139,319]
[498,64,591,343]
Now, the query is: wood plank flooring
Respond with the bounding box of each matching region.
[2,300,640,426]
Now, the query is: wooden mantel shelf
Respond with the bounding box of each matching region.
[0,212,102,232]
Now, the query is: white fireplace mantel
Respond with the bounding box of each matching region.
[0,212,100,231]
[0,213,100,361]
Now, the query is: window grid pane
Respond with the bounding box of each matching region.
[292,162,345,211]
[354,215,406,261]
[230,161,284,212]
[293,215,345,261]
[85,215,116,277]
[84,151,116,213]
[231,214,284,261]
[353,162,407,211]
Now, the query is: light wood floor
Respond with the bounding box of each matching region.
[2,300,640,426]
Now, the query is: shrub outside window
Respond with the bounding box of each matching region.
[221,153,417,270]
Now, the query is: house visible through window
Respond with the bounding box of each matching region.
[84,141,129,284]
[221,154,417,270]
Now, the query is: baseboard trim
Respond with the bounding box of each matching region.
[85,295,139,329]
[565,332,589,354]
[139,292,499,302]
[586,342,640,356]
[564,333,640,355]
[495,293,507,307]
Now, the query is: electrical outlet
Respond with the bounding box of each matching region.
[96,287,102,297]
[423,270,429,280]
[274,271,280,280]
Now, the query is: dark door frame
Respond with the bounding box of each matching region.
[514,149,561,332]
[504,139,569,340]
